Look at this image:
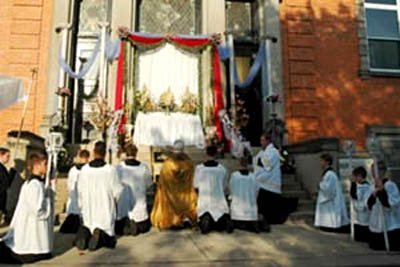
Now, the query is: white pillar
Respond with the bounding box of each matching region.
[227,34,236,124]
[99,22,109,98]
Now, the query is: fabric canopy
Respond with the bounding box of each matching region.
[0,75,25,111]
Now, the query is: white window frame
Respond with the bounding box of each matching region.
[364,0,400,73]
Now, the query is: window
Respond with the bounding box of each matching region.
[365,0,400,71]
[137,0,202,35]
[226,0,259,40]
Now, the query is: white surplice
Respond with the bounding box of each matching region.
[351,182,372,226]
[194,163,229,221]
[77,164,124,236]
[116,162,152,222]
[229,171,259,221]
[368,180,400,233]
[314,169,350,228]
[253,143,282,194]
[1,178,53,255]
[65,165,81,215]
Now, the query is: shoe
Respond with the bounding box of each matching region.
[130,220,138,236]
[74,238,87,250]
[226,220,234,234]
[260,220,271,233]
[88,228,101,251]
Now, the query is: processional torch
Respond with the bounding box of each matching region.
[343,139,355,241]
[366,135,390,252]
[44,131,64,190]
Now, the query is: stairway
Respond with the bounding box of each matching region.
[282,174,315,225]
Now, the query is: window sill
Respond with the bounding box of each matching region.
[368,69,400,78]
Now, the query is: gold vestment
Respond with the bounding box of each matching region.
[151,152,197,229]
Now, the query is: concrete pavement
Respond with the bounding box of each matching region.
[1,223,396,266]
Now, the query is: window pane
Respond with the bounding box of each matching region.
[79,0,110,36]
[366,9,399,38]
[369,40,400,69]
[226,2,252,35]
[138,0,197,35]
[365,0,396,4]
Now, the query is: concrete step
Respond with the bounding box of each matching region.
[287,211,314,225]
[283,190,309,199]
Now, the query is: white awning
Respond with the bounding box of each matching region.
[0,75,25,111]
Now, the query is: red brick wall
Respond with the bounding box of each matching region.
[0,0,53,144]
[281,0,400,149]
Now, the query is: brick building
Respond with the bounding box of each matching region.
[1,0,399,164]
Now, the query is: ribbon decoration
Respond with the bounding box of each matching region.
[59,33,121,80]
[218,42,268,97]
[115,32,225,139]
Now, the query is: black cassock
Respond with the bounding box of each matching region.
[0,162,10,213]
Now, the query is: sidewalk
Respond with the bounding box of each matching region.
[3,223,395,267]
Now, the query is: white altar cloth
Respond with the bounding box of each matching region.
[133,112,205,148]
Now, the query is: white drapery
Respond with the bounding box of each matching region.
[133,112,205,148]
[137,43,199,104]
[0,75,25,111]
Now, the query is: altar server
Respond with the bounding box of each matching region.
[0,152,53,264]
[115,144,152,236]
[253,133,298,224]
[350,166,371,242]
[194,146,232,234]
[74,141,124,251]
[367,161,400,251]
[230,157,270,233]
[314,153,350,232]
[59,149,90,234]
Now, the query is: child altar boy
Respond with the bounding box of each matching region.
[350,166,371,242]
[0,152,53,263]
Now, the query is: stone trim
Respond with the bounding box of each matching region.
[356,0,371,79]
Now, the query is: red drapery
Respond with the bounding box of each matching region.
[115,33,225,139]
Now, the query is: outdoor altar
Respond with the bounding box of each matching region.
[114,30,224,148]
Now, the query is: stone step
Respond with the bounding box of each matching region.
[282,181,302,191]
[282,190,309,199]
[287,211,314,225]
[297,199,315,212]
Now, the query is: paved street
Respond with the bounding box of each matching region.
[2,223,398,266]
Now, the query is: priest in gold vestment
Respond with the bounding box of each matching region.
[151,140,197,229]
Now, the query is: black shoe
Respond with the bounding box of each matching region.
[260,220,271,233]
[88,228,101,251]
[200,216,211,235]
[74,238,87,250]
[226,220,234,234]
[130,220,138,236]
[107,236,117,249]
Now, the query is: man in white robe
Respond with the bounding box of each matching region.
[366,161,400,251]
[0,152,53,264]
[74,141,124,251]
[59,149,90,233]
[253,133,298,224]
[230,157,270,233]
[350,166,371,242]
[115,143,152,236]
[314,153,350,232]
[194,146,232,234]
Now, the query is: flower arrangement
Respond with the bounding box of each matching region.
[231,95,249,131]
[159,87,177,113]
[117,26,130,39]
[179,87,198,114]
[134,86,157,113]
[88,97,114,130]
[266,93,280,103]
